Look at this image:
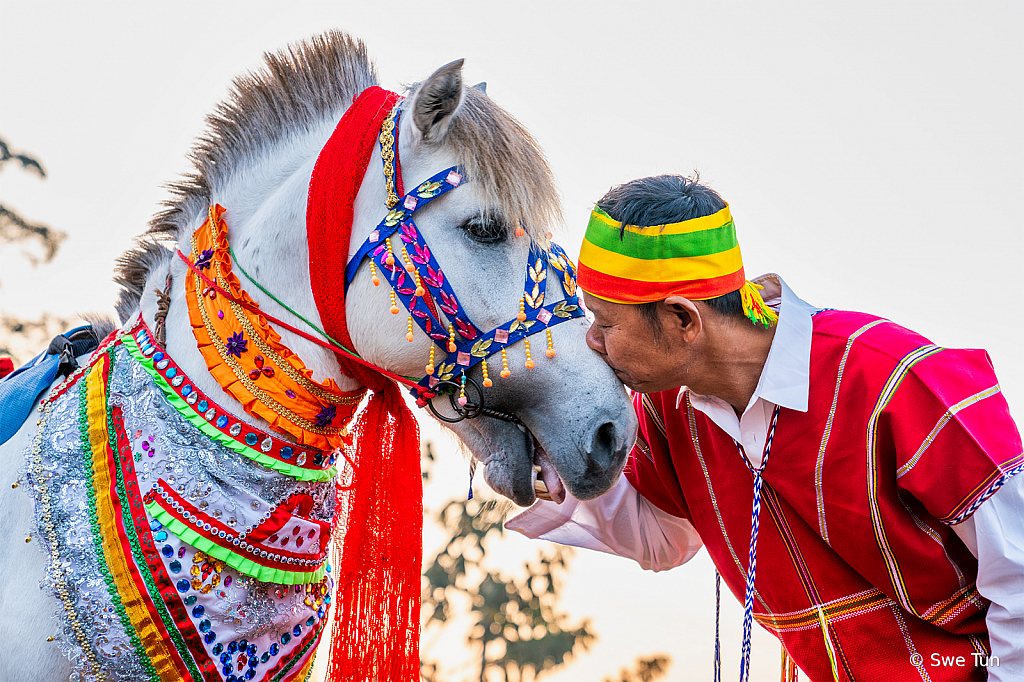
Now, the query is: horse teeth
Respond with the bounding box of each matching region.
[533,465,542,473]
[534,480,548,493]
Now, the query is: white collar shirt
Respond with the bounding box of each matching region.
[678,273,821,468]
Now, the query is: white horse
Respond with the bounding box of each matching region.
[0,31,635,681]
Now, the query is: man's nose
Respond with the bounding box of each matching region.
[585,323,604,355]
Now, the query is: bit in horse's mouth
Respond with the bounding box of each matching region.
[530,433,566,504]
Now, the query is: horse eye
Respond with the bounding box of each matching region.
[461,215,508,244]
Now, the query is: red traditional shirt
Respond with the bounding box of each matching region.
[625,307,1023,681]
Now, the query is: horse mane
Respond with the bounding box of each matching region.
[113,30,562,323]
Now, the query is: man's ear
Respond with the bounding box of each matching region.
[663,295,702,343]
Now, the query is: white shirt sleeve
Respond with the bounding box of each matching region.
[952,472,1024,681]
[504,474,704,572]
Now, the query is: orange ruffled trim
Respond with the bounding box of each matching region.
[186,205,365,451]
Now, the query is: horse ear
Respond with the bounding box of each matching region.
[410,58,465,142]
[472,82,487,95]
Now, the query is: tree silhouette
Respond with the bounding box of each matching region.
[0,138,65,267]
[419,442,671,682]
[0,138,69,364]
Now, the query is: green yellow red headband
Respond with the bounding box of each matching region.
[577,204,778,327]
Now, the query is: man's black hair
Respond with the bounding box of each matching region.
[596,174,744,333]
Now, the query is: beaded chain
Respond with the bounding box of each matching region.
[28,333,119,680]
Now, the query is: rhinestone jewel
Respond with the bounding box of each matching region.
[187,393,198,405]
[245,433,258,446]
[260,438,273,453]
[171,375,184,387]
[230,423,242,436]
[205,408,216,420]
[537,308,553,324]
[155,359,170,370]
[494,329,509,344]
[216,415,229,429]
[296,452,306,466]
[280,447,293,460]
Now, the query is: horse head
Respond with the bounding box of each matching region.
[125,31,636,507]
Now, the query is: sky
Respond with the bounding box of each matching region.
[1,2,1022,681]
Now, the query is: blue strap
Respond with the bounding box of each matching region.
[0,325,98,446]
[343,166,464,293]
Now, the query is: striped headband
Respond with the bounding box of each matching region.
[577,204,778,327]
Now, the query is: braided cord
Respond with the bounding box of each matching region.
[714,570,722,682]
[738,404,781,682]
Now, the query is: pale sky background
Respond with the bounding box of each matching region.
[1,2,1021,681]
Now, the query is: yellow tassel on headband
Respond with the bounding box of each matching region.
[577,204,778,328]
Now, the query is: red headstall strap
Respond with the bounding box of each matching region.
[307,85,423,681]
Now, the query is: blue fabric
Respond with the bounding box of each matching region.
[0,325,96,446]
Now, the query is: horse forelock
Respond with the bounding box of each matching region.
[415,86,564,244]
[114,30,378,322]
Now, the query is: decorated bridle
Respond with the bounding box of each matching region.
[344,101,585,423]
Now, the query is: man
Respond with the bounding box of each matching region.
[508,175,1023,681]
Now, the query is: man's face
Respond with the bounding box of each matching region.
[583,293,688,394]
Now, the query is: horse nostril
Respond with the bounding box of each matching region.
[588,421,619,472]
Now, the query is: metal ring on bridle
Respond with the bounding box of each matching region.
[426,376,523,425]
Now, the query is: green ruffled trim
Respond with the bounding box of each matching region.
[123,335,337,482]
[78,362,162,681]
[147,501,327,586]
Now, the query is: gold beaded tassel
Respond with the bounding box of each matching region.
[406,317,414,343]
[524,338,535,369]
[369,260,380,287]
[447,325,457,353]
[517,297,527,322]
[385,237,396,268]
[481,357,492,387]
[500,347,511,378]
[390,290,399,315]
[402,246,415,274]
[425,344,436,376]
[458,375,468,406]
[546,328,556,358]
